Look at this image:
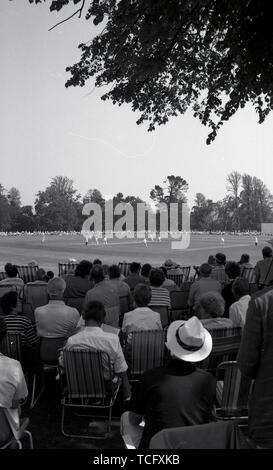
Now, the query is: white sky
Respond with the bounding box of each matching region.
[1,1,273,209]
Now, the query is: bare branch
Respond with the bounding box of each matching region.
[49,0,86,32]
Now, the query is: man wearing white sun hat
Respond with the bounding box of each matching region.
[121,317,215,449]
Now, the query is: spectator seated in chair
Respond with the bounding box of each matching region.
[148,269,171,308]
[121,316,215,449]
[197,291,233,329]
[63,260,93,299]
[34,277,79,339]
[62,300,130,399]
[160,266,180,293]
[0,317,28,446]
[0,263,24,293]
[254,246,273,289]
[27,268,48,286]
[108,265,133,307]
[0,291,40,373]
[229,278,251,328]
[221,261,241,317]
[83,265,120,328]
[188,263,222,312]
[122,284,162,335]
[124,262,146,290]
[210,253,229,285]
[140,264,152,285]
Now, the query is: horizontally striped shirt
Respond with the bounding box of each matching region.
[149,287,171,307]
[3,314,39,346]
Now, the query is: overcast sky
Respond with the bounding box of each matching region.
[1,1,273,209]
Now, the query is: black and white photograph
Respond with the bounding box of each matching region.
[1,0,273,456]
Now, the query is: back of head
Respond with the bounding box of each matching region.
[46,271,54,281]
[262,246,272,258]
[133,283,152,307]
[75,260,92,278]
[83,300,106,325]
[5,263,18,278]
[35,268,47,282]
[239,253,250,264]
[200,263,212,277]
[225,261,241,279]
[91,265,104,283]
[130,262,141,274]
[160,266,167,277]
[215,253,226,266]
[198,291,225,318]
[141,263,152,278]
[47,277,66,299]
[150,268,165,287]
[109,264,120,280]
[93,259,102,266]
[208,255,216,266]
[0,291,18,315]
[232,277,250,299]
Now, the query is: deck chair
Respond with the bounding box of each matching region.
[214,361,252,425]
[124,329,166,381]
[23,284,49,310]
[198,327,242,374]
[118,262,131,277]
[0,408,33,449]
[30,336,67,409]
[241,267,256,283]
[58,262,78,277]
[170,291,190,321]
[60,349,120,439]
[0,271,6,281]
[180,281,194,292]
[149,305,170,328]
[16,265,38,283]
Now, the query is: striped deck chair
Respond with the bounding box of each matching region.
[167,266,191,286]
[198,327,242,374]
[214,361,252,424]
[170,291,189,321]
[0,272,6,281]
[118,262,131,277]
[23,284,49,311]
[149,305,170,328]
[16,265,38,283]
[58,262,78,277]
[124,330,166,381]
[241,267,256,283]
[60,349,120,438]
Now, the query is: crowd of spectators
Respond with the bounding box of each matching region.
[1,245,273,449]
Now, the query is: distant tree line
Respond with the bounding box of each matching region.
[0,173,272,232]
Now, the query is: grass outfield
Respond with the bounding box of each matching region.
[0,233,270,273]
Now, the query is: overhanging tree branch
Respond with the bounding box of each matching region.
[48,0,86,32]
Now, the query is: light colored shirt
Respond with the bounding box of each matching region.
[229,295,251,328]
[122,307,162,334]
[0,354,28,408]
[35,300,79,338]
[64,326,127,380]
[188,277,222,308]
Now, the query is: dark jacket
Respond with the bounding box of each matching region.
[238,290,273,448]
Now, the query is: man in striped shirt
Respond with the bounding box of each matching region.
[0,291,38,348]
[148,269,171,307]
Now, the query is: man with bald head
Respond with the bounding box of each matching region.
[34,277,79,338]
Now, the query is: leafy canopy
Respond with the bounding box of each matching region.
[26,0,273,143]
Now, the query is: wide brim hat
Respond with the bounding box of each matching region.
[164,259,177,268]
[166,317,212,362]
